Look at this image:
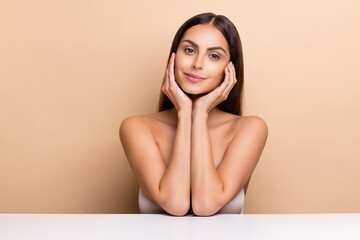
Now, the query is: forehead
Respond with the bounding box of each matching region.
[181,24,229,50]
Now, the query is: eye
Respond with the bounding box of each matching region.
[210,53,220,60]
[184,47,195,54]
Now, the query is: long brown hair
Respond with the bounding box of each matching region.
[158,12,244,115]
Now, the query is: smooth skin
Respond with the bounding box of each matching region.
[120,24,268,216]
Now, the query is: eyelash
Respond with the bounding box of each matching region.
[184,47,221,60]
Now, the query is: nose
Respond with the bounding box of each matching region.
[191,54,204,70]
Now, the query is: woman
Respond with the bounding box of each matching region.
[120,12,268,216]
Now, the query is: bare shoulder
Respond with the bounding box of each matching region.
[119,111,170,139]
[119,112,160,131]
[236,115,268,128]
[215,110,267,130]
[234,115,269,140]
[119,114,148,136]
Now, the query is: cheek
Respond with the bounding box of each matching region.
[174,62,184,84]
[175,55,191,69]
[210,66,226,83]
[174,58,189,78]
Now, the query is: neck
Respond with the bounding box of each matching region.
[168,105,222,126]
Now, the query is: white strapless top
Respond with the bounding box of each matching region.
[138,188,245,215]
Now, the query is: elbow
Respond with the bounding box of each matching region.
[163,199,190,217]
[191,199,219,217]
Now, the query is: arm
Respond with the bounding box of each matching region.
[159,109,192,215]
[119,114,191,216]
[190,110,222,214]
[190,114,268,216]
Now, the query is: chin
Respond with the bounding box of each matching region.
[183,81,219,95]
[180,85,209,95]
[177,76,220,95]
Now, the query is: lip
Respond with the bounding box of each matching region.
[185,73,205,83]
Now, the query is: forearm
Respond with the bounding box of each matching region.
[159,109,191,213]
[191,110,224,214]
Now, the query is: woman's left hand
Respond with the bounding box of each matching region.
[193,61,237,114]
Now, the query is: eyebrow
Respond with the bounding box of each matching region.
[181,39,227,54]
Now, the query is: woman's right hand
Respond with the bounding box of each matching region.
[162,52,192,113]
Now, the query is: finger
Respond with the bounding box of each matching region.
[168,53,180,101]
[221,64,231,89]
[163,56,173,95]
[167,53,173,69]
[219,64,230,88]
[230,62,237,84]
[222,64,235,99]
[225,63,232,83]
[169,53,182,92]
[224,63,236,98]
[165,53,173,80]
[163,65,169,90]
[229,62,237,89]
[226,62,236,86]
[166,54,175,83]
[169,52,176,84]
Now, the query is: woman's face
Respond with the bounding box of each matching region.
[175,24,231,95]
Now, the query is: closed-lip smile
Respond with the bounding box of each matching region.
[185,73,205,79]
[185,73,206,83]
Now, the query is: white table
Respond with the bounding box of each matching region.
[1,213,360,239]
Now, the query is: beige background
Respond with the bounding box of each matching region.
[1,0,359,213]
